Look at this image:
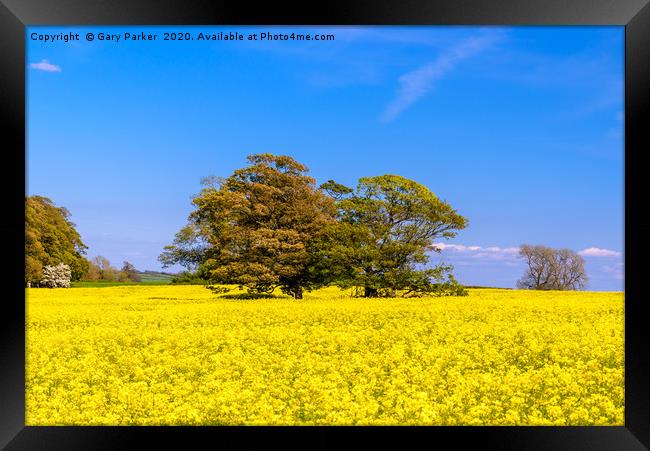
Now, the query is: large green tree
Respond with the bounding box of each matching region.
[25,196,89,285]
[160,154,337,298]
[319,175,468,297]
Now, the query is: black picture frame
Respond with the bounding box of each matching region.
[2,1,648,449]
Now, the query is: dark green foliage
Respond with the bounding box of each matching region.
[207,285,231,294]
[171,270,209,285]
[399,266,468,297]
[319,175,468,297]
[25,196,89,285]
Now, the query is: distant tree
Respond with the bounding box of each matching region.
[40,263,72,288]
[319,175,468,297]
[160,154,337,299]
[92,256,111,277]
[517,244,588,290]
[25,196,89,286]
[170,270,209,285]
[88,256,120,281]
[121,261,141,282]
[83,260,102,281]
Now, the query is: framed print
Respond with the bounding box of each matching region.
[1,0,649,449]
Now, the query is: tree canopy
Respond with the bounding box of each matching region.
[161,158,470,298]
[160,154,337,298]
[25,196,89,285]
[82,256,141,282]
[318,175,468,297]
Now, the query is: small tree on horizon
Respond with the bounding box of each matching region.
[97,256,118,281]
[517,244,588,290]
[121,261,141,282]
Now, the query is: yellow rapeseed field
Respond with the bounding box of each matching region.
[25,285,624,425]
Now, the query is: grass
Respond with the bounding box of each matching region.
[70,280,172,288]
[71,272,175,288]
[138,273,175,283]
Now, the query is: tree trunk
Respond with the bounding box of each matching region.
[293,286,303,299]
[364,286,378,297]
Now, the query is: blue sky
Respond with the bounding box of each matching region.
[27,26,624,290]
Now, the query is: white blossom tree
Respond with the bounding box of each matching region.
[41,263,72,288]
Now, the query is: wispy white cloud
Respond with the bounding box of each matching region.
[433,243,520,261]
[381,31,505,122]
[578,247,621,257]
[433,242,624,289]
[434,243,480,252]
[434,243,519,254]
[29,59,61,73]
[435,243,623,261]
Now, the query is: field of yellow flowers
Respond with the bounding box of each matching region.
[25,285,624,425]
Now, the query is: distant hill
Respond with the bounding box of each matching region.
[136,271,176,284]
